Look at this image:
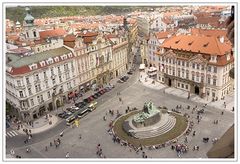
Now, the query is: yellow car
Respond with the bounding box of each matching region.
[88,101,98,111]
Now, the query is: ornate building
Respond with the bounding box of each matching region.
[156,34,234,99]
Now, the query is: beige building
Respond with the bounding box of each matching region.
[156,34,234,100]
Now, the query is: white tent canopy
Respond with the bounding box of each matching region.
[139,64,145,70]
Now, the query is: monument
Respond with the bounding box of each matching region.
[132,102,161,128]
[123,101,176,139]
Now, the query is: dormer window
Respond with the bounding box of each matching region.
[54,57,59,62]
[175,40,180,44]
[210,55,217,63]
[47,58,54,64]
[40,61,46,67]
[203,42,209,47]
[188,41,193,46]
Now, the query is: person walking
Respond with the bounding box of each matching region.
[66,152,70,158]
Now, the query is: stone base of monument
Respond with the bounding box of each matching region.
[123,113,176,139]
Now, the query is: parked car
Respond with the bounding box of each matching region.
[95,92,101,97]
[120,75,129,82]
[83,98,89,103]
[92,94,98,99]
[88,96,94,102]
[66,108,75,113]
[77,108,90,118]
[127,71,133,75]
[71,106,80,111]
[87,101,98,112]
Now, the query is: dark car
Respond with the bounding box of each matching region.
[83,98,89,103]
[120,76,129,82]
[66,108,75,113]
[58,111,67,118]
[96,92,101,97]
[92,94,98,99]
[76,101,87,108]
[127,71,133,75]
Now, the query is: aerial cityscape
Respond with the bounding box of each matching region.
[5,5,235,159]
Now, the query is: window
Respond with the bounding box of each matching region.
[178,83,180,87]
[45,81,49,88]
[201,76,204,83]
[212,91,216,98]
[17,80,21,86]
[19,91,24,98]
[30,99,34,106]
[182,61,185,66]
[178,60,180,65]
[207,77,211,84]
[182,70,185,78]
[35,84,41,92]
[26,77,30,84]
[35,74,39,81]
[213,78,217,86]
[192,63,195,69]
[59,76,62,82]
[196,75,199,82]
[66,72,70,79]
[47,91,51,98]
[28,88,32,95]
[197,64,200,70]
[201,65,204,70]
[178,70,180,77]
[173,69,175,76]
[186,72,189,79]
[33,31,37,37]
[51,68,54,76]
[186,85,188,89]
[37,96,41,103]
[64,63,69,71]
[181,84,184,88]
[58,66,61,73]
[186,62,189,67]
[52,78,56,84]
[214,67,217,73]
[43,72,47,79]
[67,82,71,89]
[208,66,211,72]
[192,74,195,81]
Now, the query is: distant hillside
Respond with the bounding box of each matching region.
[6,6,156,22]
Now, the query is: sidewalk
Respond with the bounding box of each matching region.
[139,70,166,90]
[16,115,59,135]
[164,87,235,112]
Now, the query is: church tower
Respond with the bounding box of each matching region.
[23,7,40,41]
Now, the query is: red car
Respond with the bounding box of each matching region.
[88,96,94,102]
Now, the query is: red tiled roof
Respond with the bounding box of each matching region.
[161,35,232,56]
[39,28,66,39]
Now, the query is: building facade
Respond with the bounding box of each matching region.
[156,34,234,100]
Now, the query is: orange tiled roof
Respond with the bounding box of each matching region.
[39,28,66,39]
[161,34,232,56]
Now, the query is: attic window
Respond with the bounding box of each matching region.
[203,42,209,47]
[175,40,180,44]
[188,41,193,46]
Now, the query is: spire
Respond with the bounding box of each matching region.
[24,7,34,26]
